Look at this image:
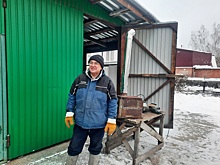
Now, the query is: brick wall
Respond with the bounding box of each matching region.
[195,69,220,78]
[176,67,193,77]
[176,67,220,78]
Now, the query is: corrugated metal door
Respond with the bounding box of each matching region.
[0,35,7,161]
[6,0,83,159]
[0,0,4,33]
[120,23,177,128]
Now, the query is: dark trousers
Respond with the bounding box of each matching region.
[67,124,105,156]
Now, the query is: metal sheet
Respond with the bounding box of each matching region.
[0,2,4,34]
[0,35,7,161]
[176,48,212,67]
[6,0,83,159]
[127,27,176,127]
[130,28,173,74]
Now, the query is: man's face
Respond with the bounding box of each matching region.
[89,60,102,75]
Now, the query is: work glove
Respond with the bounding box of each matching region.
[104,118,116,135]
[65,112,74,128]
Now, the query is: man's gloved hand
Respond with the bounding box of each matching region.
[104,118,116,135]
[65,112,74,128]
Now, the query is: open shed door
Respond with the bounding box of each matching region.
[120,22,178,128]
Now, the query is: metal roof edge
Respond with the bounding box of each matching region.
[125,21,178,32]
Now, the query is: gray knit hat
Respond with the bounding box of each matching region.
[88,55,104,68]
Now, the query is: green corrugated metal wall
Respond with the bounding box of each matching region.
[0,0,4,34]
[70,0,124,26]
[0,4,4,34]
[6,0,83,159]
[1,0,124,160]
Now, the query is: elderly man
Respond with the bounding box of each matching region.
[65,55,118,165]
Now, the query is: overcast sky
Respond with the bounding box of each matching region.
[136,0,220,50]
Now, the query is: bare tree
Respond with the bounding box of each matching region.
[189,23,220,66]
[189,25,210,52]
[211,23,220,57]
[216,56,220,66]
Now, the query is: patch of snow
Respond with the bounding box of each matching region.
[9,86,220,165]
[187,77,220,82]
[193,65,212,69]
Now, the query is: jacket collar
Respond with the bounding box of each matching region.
[85,69,104,81]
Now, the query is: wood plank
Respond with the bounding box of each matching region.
[122,139,134,157]
[129,74,176,78]
[105,111,165,164]
[141,112,162,120]
[106,139,123,151]
[144,80,170,101]
[110,123,126,139]
[134,143,164,165]
[126,112,162,124]
[140,122,163,142]
[133,37,172,74]
[104,134,135,153]
[106,127,138,146]
[159,115,164,144]
[133,127,140,161]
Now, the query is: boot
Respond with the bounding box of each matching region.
[88,154,100,165]
[66,155,79,165]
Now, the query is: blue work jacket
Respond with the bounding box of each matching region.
[66,70,118,129]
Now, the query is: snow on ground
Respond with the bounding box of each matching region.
[158,91,220,165]
[7,86,220,165]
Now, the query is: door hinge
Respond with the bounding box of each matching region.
[6,135,10,148]
[2,0,7,8]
